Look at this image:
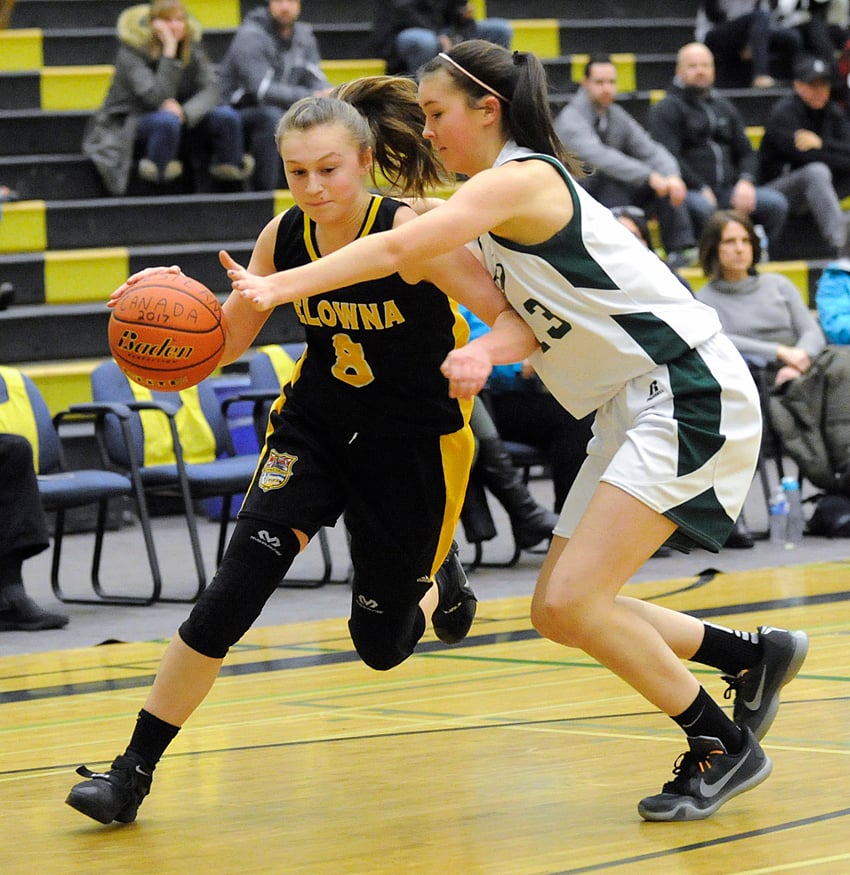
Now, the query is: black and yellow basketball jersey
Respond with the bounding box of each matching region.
[272,196,470,434]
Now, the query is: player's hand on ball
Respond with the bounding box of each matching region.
[440,346,492,399]
[219,250,278,312]
[107,265,182,309]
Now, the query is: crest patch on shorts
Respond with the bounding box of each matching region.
[258,449,298,492]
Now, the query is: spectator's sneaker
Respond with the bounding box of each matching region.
[431,541,477,644]
[65,753,153,824]
[210,154,256,182]
[638,728,772,822]
[723,626,809,740]
[138,159,183,184]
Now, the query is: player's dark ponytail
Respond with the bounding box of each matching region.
[421,40,584,178]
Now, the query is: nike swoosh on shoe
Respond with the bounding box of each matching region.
[743,666,767,711]
[698,750,752,799]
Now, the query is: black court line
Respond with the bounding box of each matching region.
[2,587,848,705]
[547,807,850,874]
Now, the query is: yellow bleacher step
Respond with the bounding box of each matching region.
[321,59,386,85]
[0,200,47,254]
[511,19,560,59]
[0,29,43,71]
[44,249,130,305]
[184,0,241,28]
[41,65,113,111]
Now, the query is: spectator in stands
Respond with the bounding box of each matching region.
[771,0,836,72]
[816,255,850,342]
[758,54,850,258]
[697,208,850,500]
[0,434,69,632]
[648,42,788,257]
[697,209,826,387]
[611,205,694,292]
[554,56,698,268]
[696,1,803,87]
[374,1,512,76]
[83,0,254,195]
[218,0,332,191]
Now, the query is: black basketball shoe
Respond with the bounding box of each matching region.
[638,728,772,821]
[723,626,809,740]
[431,541,477,645]
[65,752,153,824]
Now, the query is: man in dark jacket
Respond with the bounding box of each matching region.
[759,54,850,257]
[374,1,511,76]
[218,0,331,190]
[647,42,788,255]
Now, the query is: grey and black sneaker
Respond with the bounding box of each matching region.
[638,728,772,821]
[431,541,477,645]
[723,626,809,740]
[65,753,153,824]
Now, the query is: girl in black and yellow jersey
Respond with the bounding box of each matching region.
[66,76,536,825]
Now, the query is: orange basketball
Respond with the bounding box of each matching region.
[108,270,225,391]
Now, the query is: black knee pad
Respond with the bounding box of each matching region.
[179,520,301,658]
[347,578,430,671]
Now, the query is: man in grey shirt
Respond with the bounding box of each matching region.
[218,0,331,190]
[554,55,697,267]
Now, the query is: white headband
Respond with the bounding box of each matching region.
[437,52,511,104]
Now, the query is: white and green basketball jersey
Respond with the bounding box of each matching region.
[476,142,723,418]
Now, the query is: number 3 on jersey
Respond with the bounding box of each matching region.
[331,333,375,387]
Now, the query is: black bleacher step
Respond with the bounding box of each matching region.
[11,0,134,28]
[0,154,105,201]
[41,28,234,66]
[44,192,275,250]
[488,0,697,18]
[0,110,90,157]
[0,71,39,111]
[268,0,375,24]
[557,19,697,56]
[38,23,374,67]
[10,0,377,28]
[0,297,304,364]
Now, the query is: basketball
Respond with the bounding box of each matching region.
[108,270,225,391]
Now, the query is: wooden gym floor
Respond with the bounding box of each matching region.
[2,557,848,874]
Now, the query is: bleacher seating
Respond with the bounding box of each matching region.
[0,0,832,410]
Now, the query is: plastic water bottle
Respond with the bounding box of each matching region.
[781,476,805,546]
[754,224,770,262]
[769,487,789,545]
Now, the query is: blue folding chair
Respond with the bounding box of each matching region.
[90,360,261,602]
[0,365,162,605]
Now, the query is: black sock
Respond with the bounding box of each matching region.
[690,622,762,675]
[672,687,744,753]
[124,709,180,770]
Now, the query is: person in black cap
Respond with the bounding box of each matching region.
[758,53,850,258]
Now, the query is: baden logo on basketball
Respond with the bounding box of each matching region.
[114,330,195,360]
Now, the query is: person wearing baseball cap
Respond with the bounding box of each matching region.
[758,54,850,258]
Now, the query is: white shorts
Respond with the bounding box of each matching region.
[554,332,762,552]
